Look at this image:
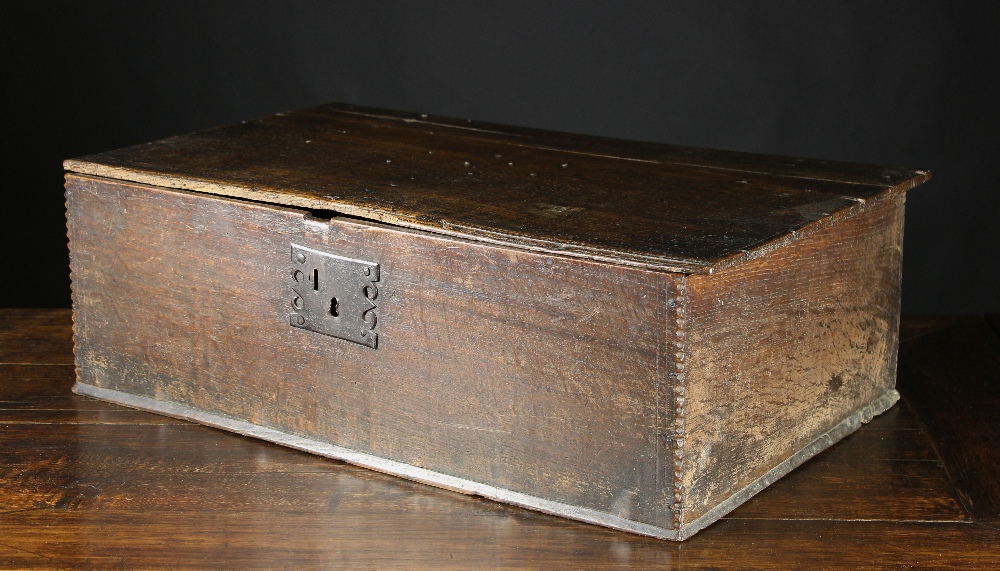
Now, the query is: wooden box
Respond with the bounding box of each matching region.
[64,104,929,540]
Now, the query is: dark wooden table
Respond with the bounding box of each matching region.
[1,309,998,569]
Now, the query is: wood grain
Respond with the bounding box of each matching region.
[0,311,998,568]
[64,161,921,538]
[0,365,173,420]
[897,316,1000,522]
[59,101,934,540]
[66,175,679,530]
[727,396,966,521]
[0,513,997,571]
[63,102,930,274]
[729,452,966,521]
[679,192,905,525]
[0,309,74,364]
[315,103,930,188]
[0,364,75,401]
[1,423,354,475]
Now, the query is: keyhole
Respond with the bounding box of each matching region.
[330,297,339,317]
[313,268,319,291]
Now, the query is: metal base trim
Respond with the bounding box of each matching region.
[72,382,897,541]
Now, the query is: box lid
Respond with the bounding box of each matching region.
[64,103,929,274]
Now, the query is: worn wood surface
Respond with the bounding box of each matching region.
[66,172,919,538]
[63,103,930,274]
[1,310,997,569]
[679,192,905,524]
[66,174,679,530]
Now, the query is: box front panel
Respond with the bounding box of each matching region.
[66,175,680,530]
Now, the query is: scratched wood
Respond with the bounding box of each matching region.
[66,175,678,529]
[63,103,930,274]
[679,193,905,525]
[60,104,933,539]
[64,174,916,537]
[1,311,999,569]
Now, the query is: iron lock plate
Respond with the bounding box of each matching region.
[289,244,380,348]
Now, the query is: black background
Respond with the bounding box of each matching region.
[3,1,997,312]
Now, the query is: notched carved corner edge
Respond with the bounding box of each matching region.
[670,277,690,530]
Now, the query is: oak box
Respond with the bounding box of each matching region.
[64,104,929,540]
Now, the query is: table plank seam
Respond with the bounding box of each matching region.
[0,538,57,562]
[720,516,976,523]
[986,314,1000,339]
[897,393,977,522]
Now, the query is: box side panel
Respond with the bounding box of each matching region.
[679,193,905,526]
[66,175,679,530]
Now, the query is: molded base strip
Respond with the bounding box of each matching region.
[73,382,897,541]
